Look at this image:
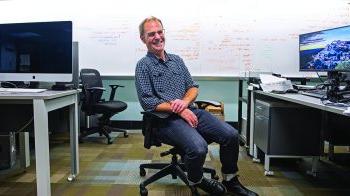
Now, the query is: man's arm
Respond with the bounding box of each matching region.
[156,101,198,128]
[155,87,198,112]
[160,87,198,128]
[183,87,199,106]
[170,87,198,113]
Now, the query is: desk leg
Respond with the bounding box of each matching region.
[33,99,51,196]
[306,156,318,177]
[68,94,79,181]
[249,91,255,156]
[252,144,260,163]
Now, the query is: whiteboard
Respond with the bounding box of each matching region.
[0,0,349,76]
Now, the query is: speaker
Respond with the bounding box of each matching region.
[0,132,16,170]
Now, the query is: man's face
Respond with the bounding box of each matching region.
[141,20,165,55]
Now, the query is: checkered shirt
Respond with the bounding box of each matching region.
[135,52,199,111]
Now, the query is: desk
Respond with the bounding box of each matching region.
[254,91,348,116]
[237,77,312,155]
[250,90,349,175]
[0,90,79,196]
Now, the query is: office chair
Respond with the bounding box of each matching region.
[139,101,222,196]
[80,68,128,144]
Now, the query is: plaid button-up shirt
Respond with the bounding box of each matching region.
[135,52,199,111]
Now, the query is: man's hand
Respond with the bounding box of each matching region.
[170,99,189,113]
[178,109,198,128]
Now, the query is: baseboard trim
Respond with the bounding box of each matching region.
[111,120,237,130]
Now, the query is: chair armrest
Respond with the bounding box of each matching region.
[80,87,106,109]
[109,84,124,101]
[86,87,106,92]
[194,100,221,109]
[141,111,171,119]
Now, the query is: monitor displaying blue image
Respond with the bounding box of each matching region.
[0,21,73,82]
[299,25,350,72]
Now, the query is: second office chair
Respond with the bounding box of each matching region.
[80,68,128,144]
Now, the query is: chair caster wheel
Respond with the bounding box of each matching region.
[306,170,317,177]
[264,170,274,176]
[140,188,148,196]
[124,132,129,138]
[211,174,219,180]
[252,158,260,163]
[140,168,146,177]
[190,186,200,196]
[67,174,76,182]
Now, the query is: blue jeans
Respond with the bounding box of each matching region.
[155,108,239,183]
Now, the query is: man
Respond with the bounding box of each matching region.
[135,16,258,196]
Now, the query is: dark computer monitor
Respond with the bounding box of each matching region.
[0,21,72,82]
[299,25,350,75]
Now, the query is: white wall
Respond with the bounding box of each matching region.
[1,0,349,76]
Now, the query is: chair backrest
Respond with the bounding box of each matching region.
[80,68,104,113]
[142,112,170,149]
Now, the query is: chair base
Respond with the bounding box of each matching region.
[80,125,128,144]
[139,157,218,195]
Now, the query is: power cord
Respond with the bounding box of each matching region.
[0,81,18,88]
[316,72,324,83]
[321,99,350,107]
[14,116,34,134]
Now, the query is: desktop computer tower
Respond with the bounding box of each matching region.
[0,132,16,170]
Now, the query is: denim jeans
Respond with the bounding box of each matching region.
[155,108,239,183]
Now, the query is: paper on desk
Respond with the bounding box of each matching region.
[260,74,286,83]
[259,74,293,92]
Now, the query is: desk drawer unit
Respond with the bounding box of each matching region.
[253,99,322,176]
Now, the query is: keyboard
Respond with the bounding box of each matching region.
[0,88,47,93]
[299,89,327,98]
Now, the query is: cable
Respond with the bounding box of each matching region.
[14,116,34,134]
[321,99,350,107]
[316,72,324,83]
[0,81,17,88]
[315,83,325,90]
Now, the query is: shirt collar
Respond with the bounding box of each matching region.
[146,51,174,65]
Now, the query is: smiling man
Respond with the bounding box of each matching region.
[135,16,258,196]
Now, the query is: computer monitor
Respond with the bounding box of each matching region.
[299,25,350,74]
[0,21,72,82]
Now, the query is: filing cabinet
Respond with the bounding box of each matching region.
[253,99,321,175]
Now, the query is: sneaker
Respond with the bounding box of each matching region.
[195,177,226,195]
[222,176,258,196]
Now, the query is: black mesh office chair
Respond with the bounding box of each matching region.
[80,68,128,144]
[139,101,221,196]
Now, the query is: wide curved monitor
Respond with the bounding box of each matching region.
[299,25,350,72]
[0,21,72,82]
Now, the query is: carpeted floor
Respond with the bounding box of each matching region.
[1,130,350,196]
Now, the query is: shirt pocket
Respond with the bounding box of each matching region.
[152,71,165,93]
[170,69,185,88]
[171,69,182,79]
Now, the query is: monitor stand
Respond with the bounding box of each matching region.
[51,82,74,91]
[326,71,350,102]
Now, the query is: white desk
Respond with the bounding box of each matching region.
[249,90,349,175]
[255,91,348,116]
[248,90,349,155]
[0,90,79,196]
